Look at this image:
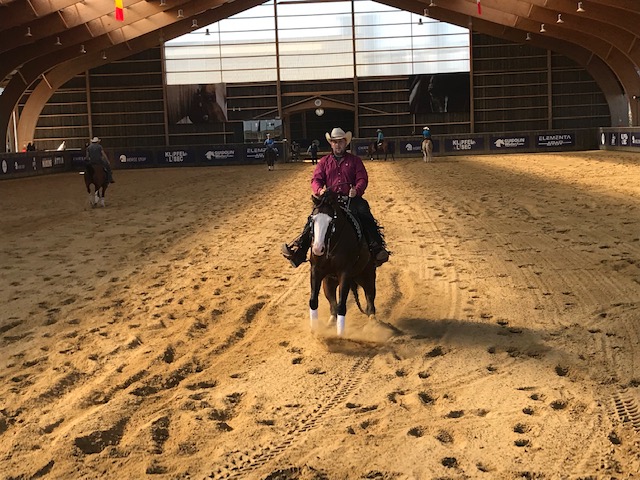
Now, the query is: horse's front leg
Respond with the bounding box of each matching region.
[309,267,324,331]
[322,275,339,326]
[335,274,351,336]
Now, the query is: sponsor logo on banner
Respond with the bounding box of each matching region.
[537,133,575,147]
[246,145,277,161]
[445,137,483,152]
[41,156,64,168]
[355,144,369,157]
[204,147,237,162]
[14,160,27,171]
[1,159,7,174]
[403,140,439,154]
[629,133,640,146]
[117,152,152,165]
[162,150,195,164]
[491,136,529,149]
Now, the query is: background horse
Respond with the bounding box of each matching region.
[422,138,433,163]
[367,139,394,161]
[265,148,277,171]
[309,190,377,336]
[84,163,109,207]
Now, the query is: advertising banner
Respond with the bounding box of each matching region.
[536,133,575,148]
[0,155,36,176]
[618,132,640,147]
[201,146,239,165]
[40,154,66,171]
[490,136,529,150]
[445,137,484,152]
[400,139,439,156]
[245,145,280,164]
[114,151,155,168]
[159,149,197,165]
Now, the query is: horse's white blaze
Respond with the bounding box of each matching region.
[337,315,345,336]
[310,308,319,330]
[311,212,332,256]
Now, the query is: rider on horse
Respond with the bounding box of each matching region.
[376,128,384,148]
[85,137,115,183]
[282,127,390,268]
[422,126,432,140]
[264,133,276,151]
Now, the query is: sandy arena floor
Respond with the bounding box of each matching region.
[1,151,639,479]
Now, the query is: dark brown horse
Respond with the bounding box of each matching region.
[367,140,394,161]
[84,162,109,207]
[309,190,377,336]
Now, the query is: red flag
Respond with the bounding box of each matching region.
[477,0,482,15]
[115,0,124,21]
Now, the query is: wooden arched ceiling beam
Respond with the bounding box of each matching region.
[5,0,266,148]
[3,0,640,145]
[430,0,640,91]
[0,0,243,145]
[0,0,198,81]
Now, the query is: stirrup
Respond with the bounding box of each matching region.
[281,243,295,259]
[281,243,305,268]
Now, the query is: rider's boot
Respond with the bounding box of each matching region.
[370,242,390,266]
[364,220,389,266]
[282,222,311,268]
[282,223,311,268]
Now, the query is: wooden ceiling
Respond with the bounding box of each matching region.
[1,0,639,147]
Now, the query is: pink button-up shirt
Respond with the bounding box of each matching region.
[311,152,368,197]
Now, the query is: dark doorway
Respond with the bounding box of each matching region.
[288,109,355,151]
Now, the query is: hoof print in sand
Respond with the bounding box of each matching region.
[74,418,129,454]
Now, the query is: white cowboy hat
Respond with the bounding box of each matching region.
[423,126,430,130]
[91,137,100,143]
[325,127,352,145]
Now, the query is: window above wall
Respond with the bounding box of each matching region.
[164,0,470,85]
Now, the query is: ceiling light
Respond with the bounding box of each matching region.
[177,9,184,18]
[25,27,32,37]
[80,44,86,54]
[577,2,585,13]
[191,19,198,28]
[429,0,436,6]
[556,14,564,23]
[540,24,546,33]
[526,33,531,41]
[102,51,107,60]
[159,0,166,5]
[423,8,429,17]
[55,36,62,46]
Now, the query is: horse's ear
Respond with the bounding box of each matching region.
[311,194,321,205]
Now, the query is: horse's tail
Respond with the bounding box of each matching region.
[350,281,367,315]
